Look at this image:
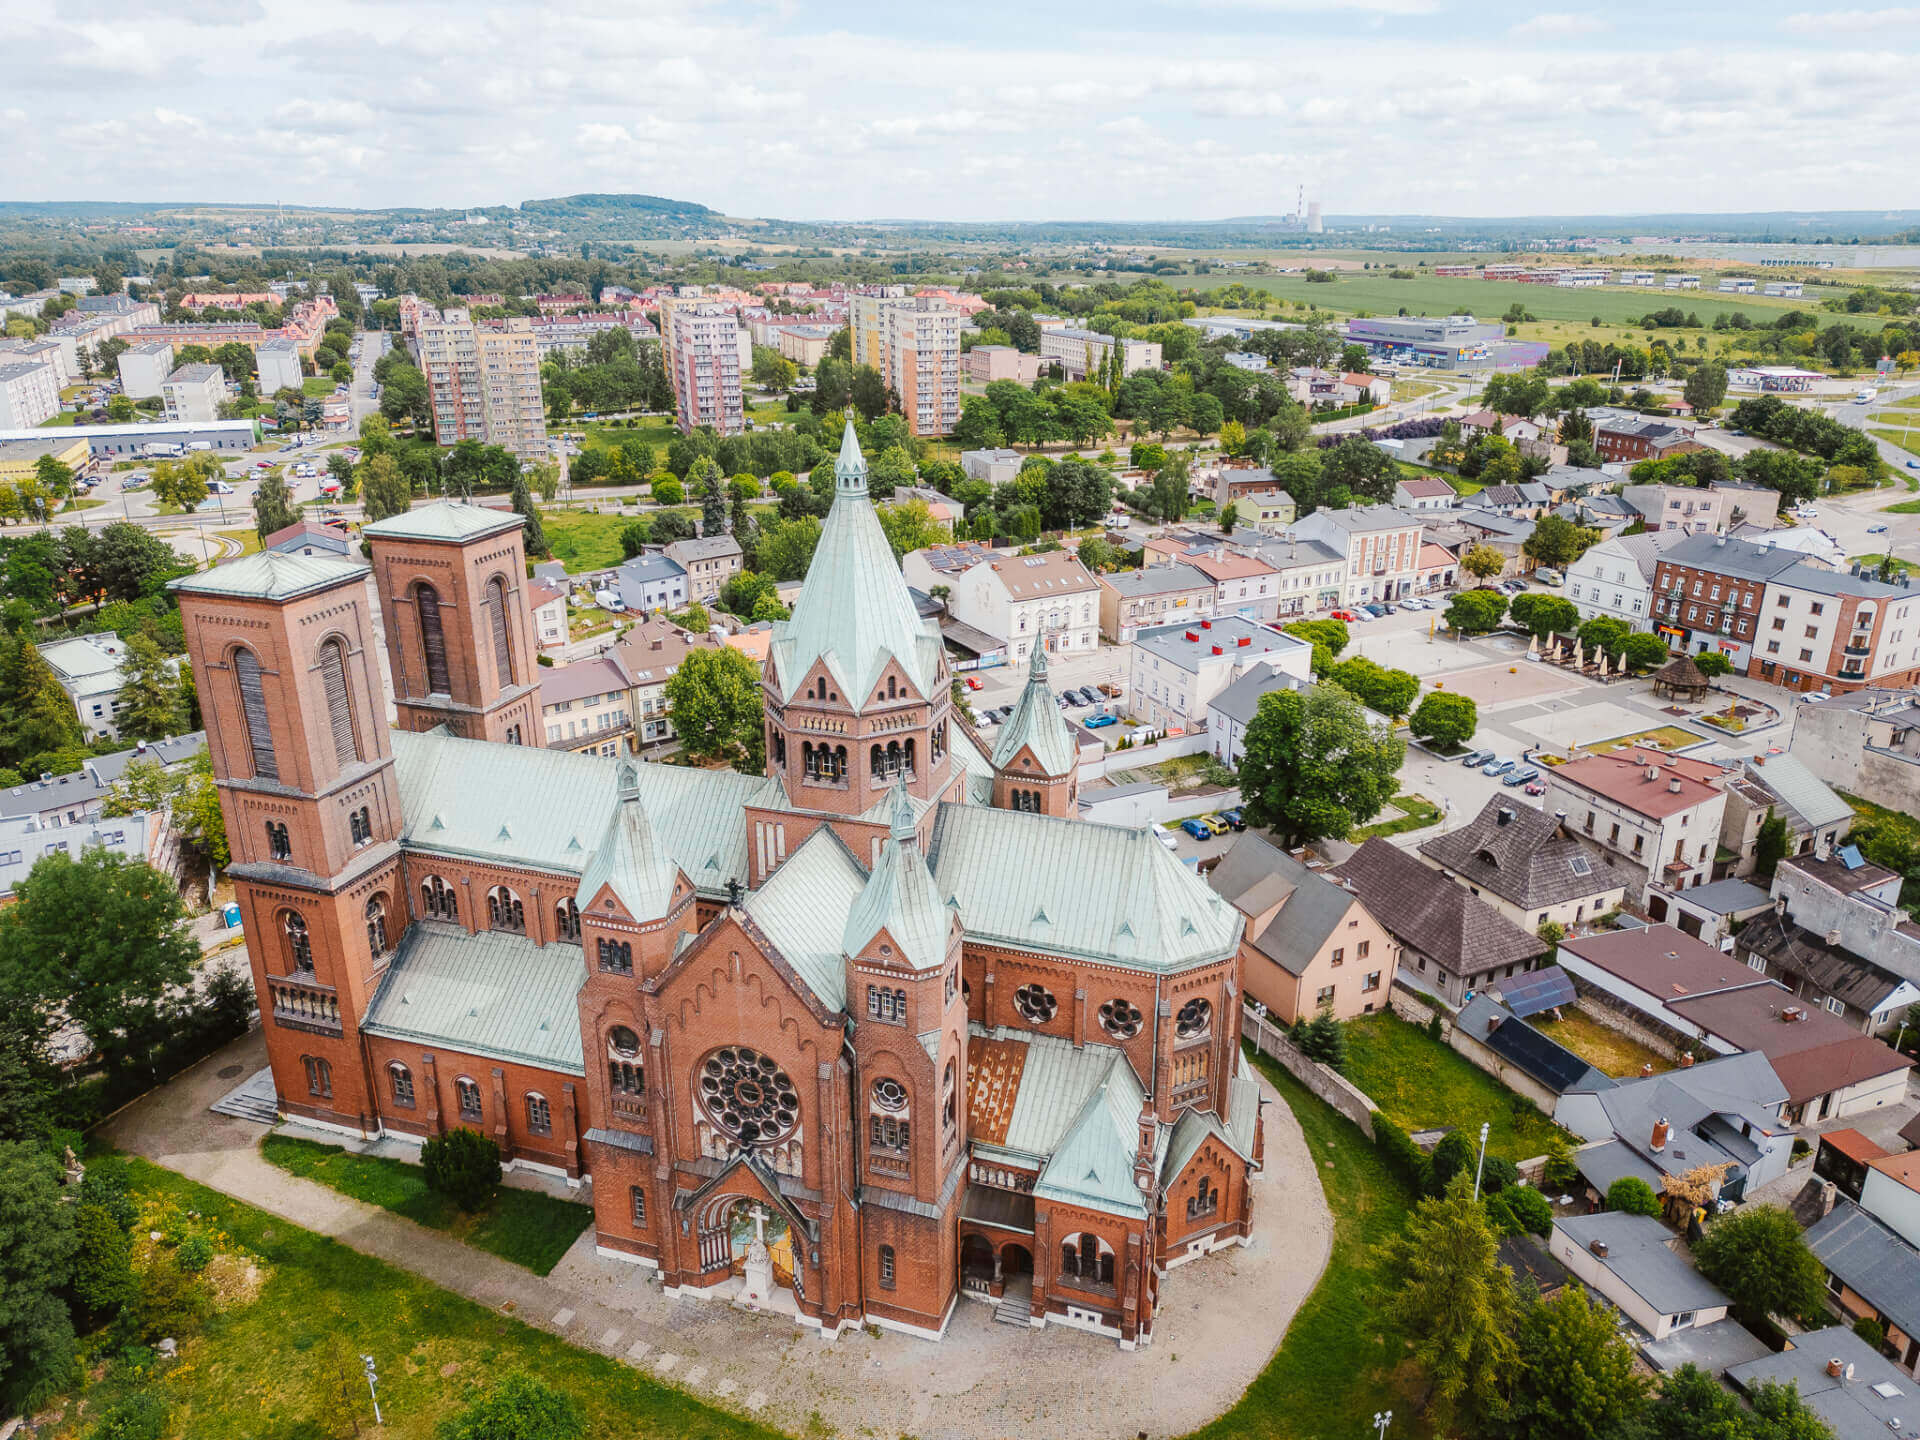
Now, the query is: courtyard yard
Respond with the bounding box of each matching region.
[1342,1012,1566,1162]
[1586,726,1702,755]
[1533,1008,1672,1079]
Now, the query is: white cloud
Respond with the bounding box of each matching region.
[1783,6,1920,28]
[1510,12,1608,35]
[1192,0,1439,12]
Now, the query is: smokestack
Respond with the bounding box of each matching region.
[1822,1181,1839,1218]
[1651,1116,1670,1152]
[1669,778,1682,794]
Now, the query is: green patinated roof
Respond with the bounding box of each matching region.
[391,729,782,898]
[741,827,868,1013]
[168,550,368,601]
[1033,1046,1153,1219]
[361,921,585,1073]
[575,761,683,919]
[767,423,943,705]
[842,784,950,974]
[361,499,525,544]
[990,645,1078,777]
[952,724,997,804]
[929,803,1241,972]
[970,1024,1135,1161]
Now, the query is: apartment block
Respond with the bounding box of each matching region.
[849,294,961,436]
[0,337,74,388]
[161,363,227,424]
[116,341,174,399]
[416,308,547,458]
[1038,327,1162,382]
[660,299,745,436]
[0,360,61,429]
[255,337,304,395]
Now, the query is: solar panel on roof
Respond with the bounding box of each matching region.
[1498,964,1577,1019]
[1840,845,1866,871]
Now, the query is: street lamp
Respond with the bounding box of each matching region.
[361,1354,383,1425]
[1472,1120,1490,1200]
[1374,1410,1393,1440]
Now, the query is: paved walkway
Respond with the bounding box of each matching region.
[104,1030,1331,1440]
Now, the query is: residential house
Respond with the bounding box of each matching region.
[1128,617,1312,734]
[1210,464,1294,509]
[1566,531,1689,633]
[1648,878,1774,947]
[1716,752,1853,879]
[1188,552,1280,624]
[1543,749,1728,893]
[1462,482,1553,520]
[1737,851,1920,1036]
[1286,505,1424,604]
[1595,418,1705,464]
[1750,562,1920,695]
[263,520,355,559]
[1620,484,1733,536]
[39,633,150,740]
[1549,1213,1733,1342]
[538,655,633,755]
[1726,1326,1920,1425]
[1417,798,1632,933]
[1207,832,1399,1022]
[1096,563,1214,642]
[1451,994,1611,1112]
[1393,476,1458,512]
[945,550,1101,665]
[1453,512,1536,577]
[1233,490,1297,532]
[891,487,964,531]
[1800,1208,1920,1379]
[1711,480,1783,530]
[1556,926,1776,1051]
[528,580,569,649]
[1329,837,1549,1007]
[1556,1051,1793,1203]
[900,540,999,596]
[613,614,733,747]
[663,535,743,606]
[1205,662,1313,767]
[605,552,688,613]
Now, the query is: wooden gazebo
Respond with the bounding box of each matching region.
[1651,653,1711,703]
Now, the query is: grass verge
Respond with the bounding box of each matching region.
[259,1134,592,1275]
[1588,725,1700,753]
[1852,552,1915,577]
[48,1157,776,1440]
[1190,1050,1423,1440]
[1341,1011,1566,1160]
[1351,792,1442,841]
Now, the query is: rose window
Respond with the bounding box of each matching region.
[697,1046,800,1145]
[1176,998,1213,1041]
[871,1077,908,1112]
[1098,998,1144,1039]
[1014,983,1057,1024]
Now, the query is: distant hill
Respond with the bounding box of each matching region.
[518,193,718,220]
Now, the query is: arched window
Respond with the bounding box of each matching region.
[283,910,312,972]
[1060,1232,1115,1285]
[525,1092,552,1136]
[1187,1175,1219,1220]
[931,721,945,763]
[608,1026,644,1095]
[554,897,580,940]
[414,583,451,694]
[388,1063,414,1108]
[265,820,291,862]
[232,646,277,781]
[317,637,361,767]
[486,576,516,688]
[597,937,633,974]
[303,1055,332,1098]
[943,1059,957,1130]
[455,1076,482,1121]
[487,886,524,933]
[420,876,457,922]
[904,738,915,776]
[365,894,389,956]
[349,807,371,845]
[870,1076,909,1152]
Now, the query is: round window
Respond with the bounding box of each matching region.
[871,1077,908,1112]
[1176,998,1213,1041]
[608,1025,641,1059]
[1098,998,1144,1039]
[696,1046,800,1144]
[1014,983,1057,1024]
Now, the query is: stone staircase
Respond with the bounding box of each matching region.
[209,1068,281,1125]
[993,1277,1033,1327]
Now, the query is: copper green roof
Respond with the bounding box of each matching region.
[168,550,368,601]
[767,422,943,705]
[361,499,525,544]
[990,644,1078,777]
[1032,1046,1153,1218]
[361,921,585,1073]
[928,803,1241,972]
[575,761,684,919]
[742,827,868,1012]
[843,784,951,974]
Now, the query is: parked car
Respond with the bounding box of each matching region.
[208,480,234,495]
[1098,681,1123,697]
[1504,766,1541,787]
[1524,780,1547,796]
[1482,757,1516,776]
[1153,824,1179,851]
[1800,692,1830,704]
[1869,524,1889,535]
[1330,609,1361,622]
[1536,569,1564,586]
[1085,713,1116,729]
[964,676,983,690]
[1463,749,1496,767]
[1179,818,1214,840]
[1218,808,1247,832]
[1401,596,1430,610]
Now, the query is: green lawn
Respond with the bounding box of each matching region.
[1882,497,1920,514]
[259,1134,592,1275]
[302,376,335,397]
[1341,1012,1566,1161]
[544,508,640,573]
[1852,553,1915,577]
[47,1158,779,1440]
[1870,428,1920,460]
[1191,1051,1424,1440]
[1447,473,1484,497]
[571,415,679,452]
[1351,793,1442,841]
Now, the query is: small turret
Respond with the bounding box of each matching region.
[991,644,1080,817]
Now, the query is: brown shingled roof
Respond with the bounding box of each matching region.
[1330,837,1547,979]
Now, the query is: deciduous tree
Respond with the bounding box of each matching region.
[1238,685,1403,848]
[1693,1205,1826,1327]
[1461,544,1507,583]
[663,646,764,774]
[253,468,297,539]
[0,1142,77,1413]
[1410,691,1477,750]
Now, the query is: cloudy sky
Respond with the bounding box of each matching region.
[3,0,1915,221]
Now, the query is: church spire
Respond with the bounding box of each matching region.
[835,418,867,498]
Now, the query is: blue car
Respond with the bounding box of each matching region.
[1180,818,1214,840]
[1503,767,1540,787]
[1483,757,1516,777]
[1085,713,1117,728]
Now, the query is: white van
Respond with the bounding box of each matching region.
[208,480,235,495]
[1152,824,1178,852]
[1856,388,1879,404]
[594,589,626,612]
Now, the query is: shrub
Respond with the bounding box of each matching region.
[1480,1156,1520,1195]
[1431,1131,1477,1194]
[88,1394,168,1440]
[175,1230,213,1274]
[1538,920,1566,945]
[1542,1134,1581,1191]
[421,1126,501,1212]
[1856,1315,1889,1350]
[438,1371,585,1440]
[125,1253,207,1343]
[1485,1185,1554,1237]
[79,1159,140,1231]
[72,1203,139,1322]
[1370,1114,1434,1197]
[1425,1013,1444,1042]
[1607,1176,1662,1217]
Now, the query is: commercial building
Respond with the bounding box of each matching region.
[1128,616,1312,734]
[1187,552,1280,623]
[161,362,226,424]
[116,340,175,399]
[255,336,304,394]
[850,295,962,437]
[415,309,548,458]
[964,345,1044,385]
[1096,563,1214,643]
[0,434,91,487]
[1344,314,1502,368]
[1594,418,1705,465]
[40,632,140,739]
[659,299,745,437]
[0,418,257,459]
[0,360,61,428]
[1752,563,1920,695]
[1037,328,1161,383]
[1543,748,1728,893]
[1648,532,1810,670]
[1566,531,1688,632]
[943,549,1101,664]
[1285,505,1424,604]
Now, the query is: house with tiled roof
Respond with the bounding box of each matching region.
[167,423,1261,1351]
[1418,798,1631,933]
[941,548,1101,665]
[1186,551,1280,623]
[1542,748,1729,895]
[1392,475,1457,513]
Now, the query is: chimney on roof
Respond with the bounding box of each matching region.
[1651,1116,1670,1151]
[1497,807,1514,826]
[1647,765,1661,782]
[1589,1238,1610,1258]
[1822,1180,1839,1218]
[1486,1015,1503,1033]
[1680,1052,1695,1068]
[1826,1357,1845,1379]
[1669,778,1682,794]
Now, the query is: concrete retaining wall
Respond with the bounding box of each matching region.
[1084,730,1211,780]
[1241,1011,1379,1140]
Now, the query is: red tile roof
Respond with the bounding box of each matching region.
[1552,750,1724,819]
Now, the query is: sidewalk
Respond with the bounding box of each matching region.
[103,1029,1331,1440]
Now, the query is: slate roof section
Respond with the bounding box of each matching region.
[1455,994,1607,1094]
[929,804,1241,973]
[1419,798,1633,911]
[361,921,586,1073]
[1805,1200,1920,1345]
[1330,837,1548,979]
[1207,662,1311,729]
[1553,1212,1731,1315]
[1736,911,1908,1016]
[360,498,525,544]
[169,550,369,601]
[1207,831,1359,977]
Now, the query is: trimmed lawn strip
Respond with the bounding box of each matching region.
[1341,1011,1566,1161]
[1533,1008,1671,1078]
[1852,552,1916,577]
[1351,792,1441,841]
[1588,725,1700,754]
[57,1158,778,1440]
[1191,1050,1423,1440]
[260,1134,592,1275]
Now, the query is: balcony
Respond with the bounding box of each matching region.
[610,1092,648,1123]
[270,975,341,1035]
[1845,642,1871,657]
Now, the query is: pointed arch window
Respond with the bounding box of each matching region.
[282,910,312,972]
[455,1075,482,1121]
[232,647,277,780]
[487,576,515,688]
[414,583,451,694]
[303,1055,332,1098]
[597,937,633,974]
[388,1062,414,1109]
[487,886,524,933]
[317,637,361,767]
[554,896,580,940]
[365,894,389,956]
[421,875,458,922]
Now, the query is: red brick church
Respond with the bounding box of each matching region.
[173,423,1262,1348]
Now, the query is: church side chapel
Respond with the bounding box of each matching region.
[171,422,1263,1349]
